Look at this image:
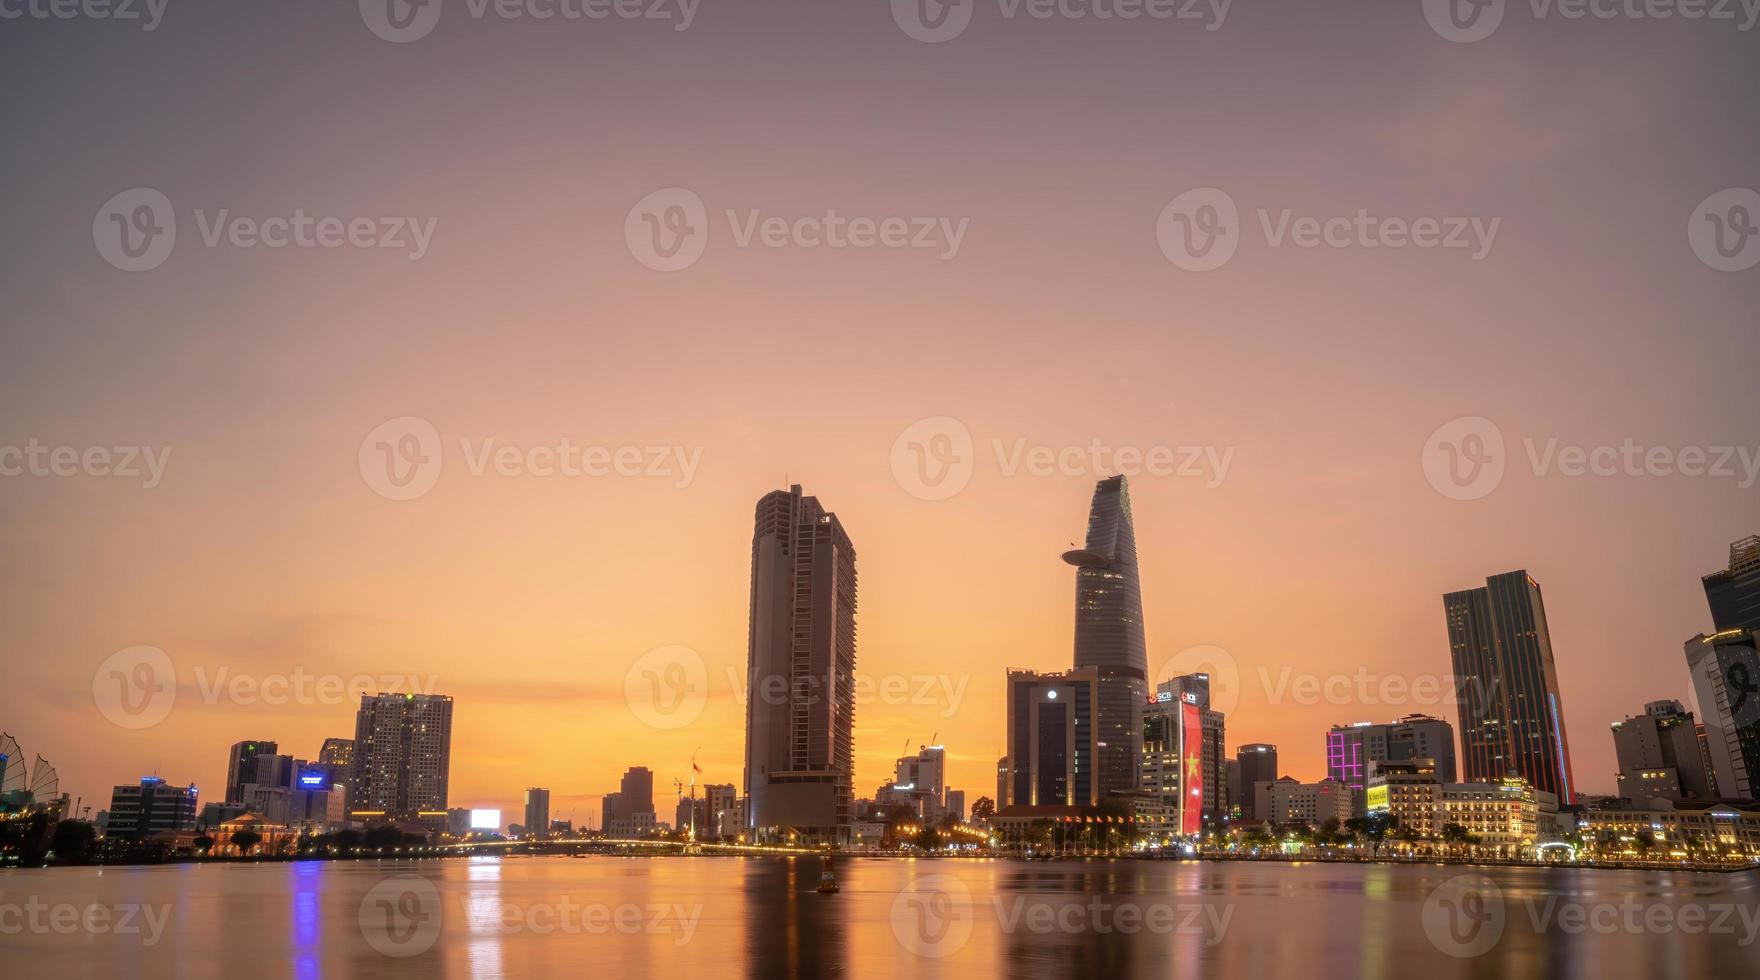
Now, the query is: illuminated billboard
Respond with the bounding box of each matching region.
[1181,701,1203,836]
[469,808,501,831]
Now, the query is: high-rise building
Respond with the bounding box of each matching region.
[1062,475,1150,802]
[1005,667,1100,807]
[1685,628,1760,801]
[945,789,966,824]
[525,788,551,839]
[347,693,454,824]
[1326,714,1457,807]
[1236,744,1278,822]
[224,740,278,805]
[704,783,737,839]
[1704,534,1760,632]
[1444,570,1577,804]
[1156,675,1226,826]
[1612,700,1715,803]
[619,766,655,818]
[996,756,1010,808]
[1142,687,1211,835]
[318,738,354,779]
[599,792,621,833]
[106,777,199,839]
[742,485,858,845]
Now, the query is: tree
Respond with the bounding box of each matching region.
[913,826,943,852]
[49,820,98,865]
[231,830,263,855]
[194,835,217,855]
[971,796,997,823]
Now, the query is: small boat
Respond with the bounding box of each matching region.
[816,855,839,893]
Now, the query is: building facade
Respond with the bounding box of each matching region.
[1704,534,1760,633]
[1326,714,1457,811]
[743,485,858,845]
[224,740,279,805]
[1264,777,1353,828]
[347,693,454,826]
[1444,570,1577,803]
[1154,676,1227,827]
[1062,475,1149,802]
[1685,628,1760,801]
[1141,689,1211,836]
[1006,667,1101,807]
[106,777,198,839]
[1612,700,1716,803]
[525,788,551,839]
[1236,744,1278,822]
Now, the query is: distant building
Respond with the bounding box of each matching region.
[1327,715,1456,811]
[224,741,279,805]
[1445,571,1577,803]
[1703,534,1760,633]
[348,693,454,827]
[1265,777,1352,828]
[1440,780,1546,853]
[525,788,551,839]
[1580,798,1760,858]
[1236,744,1278,822]
[599,793,620,833]
[996,757,1010,808]
[106,777,198,839]
[945,789,966,824]
[1062,476,1150,802]
[1157,675,1226,826]
[1684,628,1760,801]
[1005,667,1101,807]
[1612,700,1716,803]
[743,485,858,845]
[318,738,355,784]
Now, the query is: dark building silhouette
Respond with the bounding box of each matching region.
[223,740,278,805]
[1063,475,1149,801]
[1705,535,1760,632]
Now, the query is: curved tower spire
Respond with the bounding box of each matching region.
[1063,475,1149,801]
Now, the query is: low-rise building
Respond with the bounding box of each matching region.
[1265,777,1352,828]
[1580,799,1760,859]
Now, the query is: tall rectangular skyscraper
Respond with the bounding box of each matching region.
[347,693,454,824]
[742,485,857,844]
[224,740,278,805]
[1685,629,1760,801]
[524,788,551,838]
[1063,475,1149,801]
[1444,570,1577,804]
[1006,667,1100,807]
[1236,744,1278,821]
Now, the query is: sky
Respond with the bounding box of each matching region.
[1,2,1758,825]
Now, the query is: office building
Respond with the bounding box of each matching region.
[347,693,454,825]
[1236,744,1278,822]
[318,738,354,782]
[996,756,1010,808]
[1704,534,1760,632]
[1685,628,1760,801]
[1142,687,1210,835]
[1062,476,1150,801]
[599,793,620,833]
[1444,570,1577,803]
[946,789,966,823]
[224,740,278,805]
[1264,777,1353,828]
[742,485,858,845]
[525,788,551,839]
[1612,700,1716,803]
[1006,667,1101,807]
[704,784,736,839]
[1155,675,1227,826]
[1366,759,1445,838]
[1326,715,1457,810]
[106,777,199,840]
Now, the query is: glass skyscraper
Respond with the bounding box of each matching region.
[1444,570,1577,804]
[1063,475,1149,802]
